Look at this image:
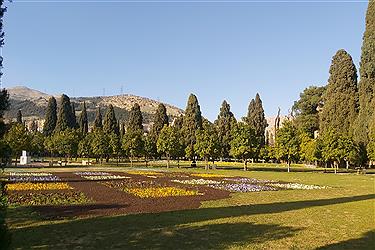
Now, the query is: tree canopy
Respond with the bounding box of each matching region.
[43,97,57,136]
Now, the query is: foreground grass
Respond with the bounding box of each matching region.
[5,168,375,249]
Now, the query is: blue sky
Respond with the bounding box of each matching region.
[2,0,369,121]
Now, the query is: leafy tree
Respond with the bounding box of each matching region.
[173,114,183,130]
[157,125,181,168]
[93,107,103,129]
[108,132,121,164]
[367,107,375,164]
[194,122,220,170]
[78,133,93,159]
[43,96,57,136]
[320,50,358,137]
[144,133,157,166]
[30,131,45,156]
[0,139,11,167]
[355,1,375,146]
[293,86,326,137]
[150,103,169,143]
[71,102,78,128]
[246,93,268,149]
[48,129,79,160]
[90,128,110,163]
[182,94,202,159]
[0,88,9,119]
[229,122,256,170]
[214,100,236,159]
[79,101,88,135]
[55,94,76,131]
[4,124,31,166]
[274,120,300,172]
[103,104,119,135]
[122,129,144,167]
[299,132,319,164]
[16,109,22,124]
[127,103,143,132]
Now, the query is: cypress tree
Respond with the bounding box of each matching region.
[93,107,103,129]
[320,49,358,137]
[71,102,77,128]
[173,114,183,130]
[355,1,375,145]
[150,103,169,141]
[181,94,202,158]
[16,109,22,124]
[79,101,88,135]
[246,93,268,147]
[43,96,57,136]
[214,100,236,158]
[103,104,119,135]
[55,94,75,131]
[127,103,143,132]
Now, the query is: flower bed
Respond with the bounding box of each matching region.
[223,177,276,184]
[75,172,111,176]
[81,175,130,181]
[126,171,163,176]
[171,179,222,185]
[266,183,327,190]
[209,183,278,192]
[7,191,91,206]
[6,182,72,191]
[191,173,226,178]
[123,187,199,198]
[8,176,61,182]
[9,172,52,177]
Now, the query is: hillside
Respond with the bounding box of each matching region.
[5,86,184,126]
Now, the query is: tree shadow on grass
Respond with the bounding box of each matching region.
[316,230,375,250]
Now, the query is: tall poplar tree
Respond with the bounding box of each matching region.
[246,93,268,147]
[79,101,88,135]
[127,103,143,132]
[182,94,202,159]
[93,107,103,129]
[320,49,358,137]
[55,94,75,131]
[150,103,169,141]
[103,104,119,135]
[43,96,57,136]
[355,1,375,145]
[214,100,236,159]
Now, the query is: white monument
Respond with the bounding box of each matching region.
[19,150,31,165]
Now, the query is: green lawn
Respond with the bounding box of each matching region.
[4,167,375,249]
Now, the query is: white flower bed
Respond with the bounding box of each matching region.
[81,175,130,180]
[171,179,222,185]
[10,172,52,177]
[223,177,276,184]
[267,183,327,190]
[8,172,60,182]
[75,172,111,176]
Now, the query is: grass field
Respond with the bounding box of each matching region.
[4,166,375,249]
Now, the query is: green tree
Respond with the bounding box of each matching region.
[144,133,157,166]
[229,122,256,171]
[246,93,268,149]
[274,120,300,172]
[194,122,220,170]
[122,129,144,167]
[78,133,93,160]
[320,50,358,137]
[4,123,31,166]
[127,103,143,132]
[355,1,375,146]
[90,129,110,163]
[150,103,169,143]
[182,94,202,159]
[43,96,57,136]
[55,94,76,131]
[16,109,22,124]
[79,101,88,135]
[214,100,236,159]
[157,125,181,168]
[109,132,121,164]
[103,104,119,135]
[71,102,77,128]
[93,107,103,130]
[299,132,319,165]
[30,131,45,156]
[50,129,79,160]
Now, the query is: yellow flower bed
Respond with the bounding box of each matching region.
[191,173,226,178]
[6,182,73,191]
[126,171,163,176]
[124,187,199,198]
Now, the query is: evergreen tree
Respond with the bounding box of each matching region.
[55,94,76,131]
[43,97,57,136]
[0,88,9,119]
[214,100,236,159]
[181,94,202,159]
[150,103,169,142]
[16,109,22,124]
[93,107,103,129]
[173,114,183,130]
[246,93,268,148]
[103,104,119,135]
[127,103,143,132]
[320,50,358,137]
[79,101,88,135]
[71,102,77,128]
[355,1,375,146]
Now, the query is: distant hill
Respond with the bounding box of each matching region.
[5,86,184,128]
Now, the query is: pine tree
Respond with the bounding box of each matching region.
[103,104,119,135]
[127,103,143,132]
[355,1,375,145]
[246,93,268,147]
[214,100,236,159]
[79,101,88,135]
[55,94,75,132]
[93,107,103,129]
[181,94,202,159]
[71,102,77,128]
[150,103,169,142]
[320,49,358,137]
[16,109,22,124]
[43,97,57,136]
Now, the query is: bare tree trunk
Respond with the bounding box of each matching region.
[287,160,290,172]
[167,154,170,168]
[243,159,247,171]
[205,158,209,170]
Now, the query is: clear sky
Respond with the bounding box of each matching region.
[2,0,369,121]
